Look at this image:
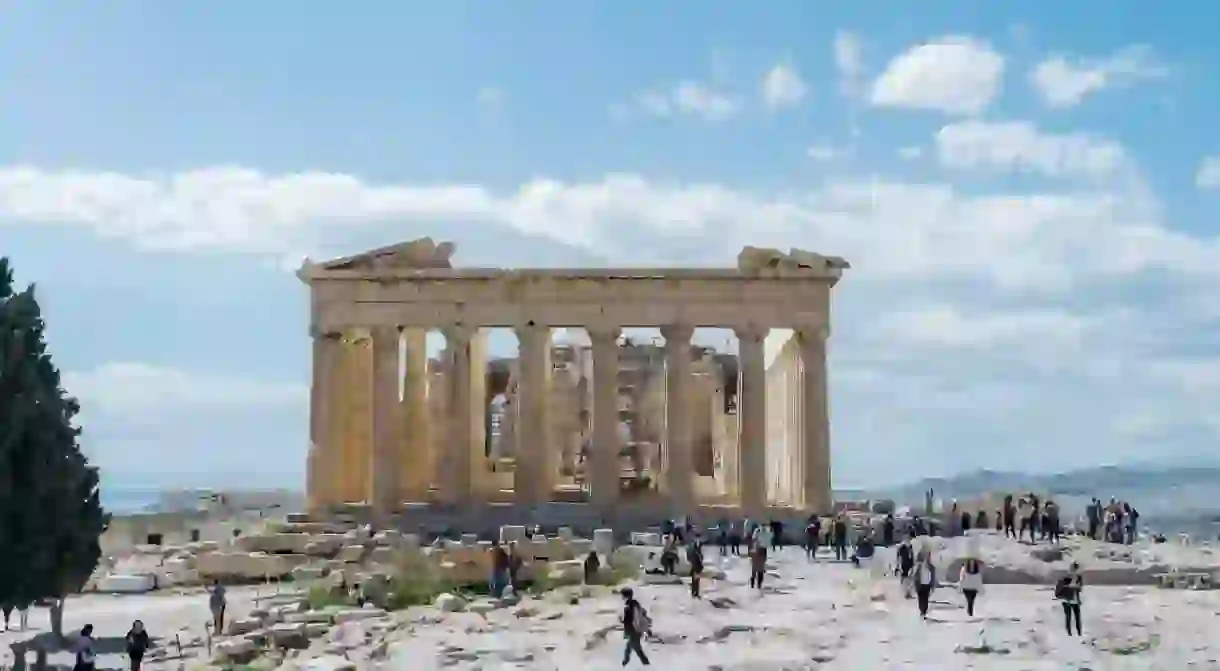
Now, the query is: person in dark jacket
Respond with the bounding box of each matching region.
[882,514,895,547]
[832,516,849,561]
[73,624,97,671]
[961,510,972,533]
[687,539,704,598]
[896,539,915,580]
[1055,562,1084,636]
[976,509,988,531]
[804,515,821,560]
[125,620,151,671]
[583,550,601,584]
[912,550,938,620]
[620,588,651,665]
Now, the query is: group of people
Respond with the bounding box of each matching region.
[1086,497,1140,544]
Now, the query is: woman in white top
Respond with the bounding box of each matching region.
[959,557,984,617]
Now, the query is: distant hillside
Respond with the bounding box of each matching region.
[854,462,1220,520]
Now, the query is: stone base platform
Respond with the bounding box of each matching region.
[321,501,813,542]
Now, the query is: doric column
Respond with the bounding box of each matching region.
[735,325,768,518]
[369,326,402,522]
[661,324,695,514]
[400,328,431,500]
[306,330,344,514]
[514,323,553,506]
[798,326,832,512]
[589,326,622,509]
[439,325,474,506]
[339,331,374,504]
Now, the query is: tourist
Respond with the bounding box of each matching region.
[913,549,938,620]
[975,509,988,531]
[583,550,601,584]
[832,515,849,561]
[910,515,926,537]
[1124,503,1140,545]
[1002,495,1016,538]
[1086,498,1101,540]
[1018,498,1034,542]
[508,541,523,588]
[73,624,97,671]
[805,515,821,559]
[770,519,784,550]
[1,604,10,632]
[660,536,679,575]
[1030,493,1042,539]
[620,587,652,666]
[748,542,767,591]
[948,501,960,537]
[717,519,729,556]
[208,579,227,635]
[1055,562,1084,636]
[728,519,742,556]
[994,508,1002,532]
[753,519,774,553]
[490,540,511,597]
[1044,500,1062,543]
[743,517,757,554]
[960,508,972,533]
[125,619,151,671]
[687,538,704,598]
[895,538,914,582]
[851,533,875,568]
[959,557,984,617]
[882,513,894,547]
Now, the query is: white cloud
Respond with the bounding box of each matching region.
[64,363,306,415]
[1196,155,1220,190]
[3,163,1219,293]
[1031,46,1167,109]
[807,144,851,162]
[872,304,1090,350]
[626,82,738,122]
[476,86,506,110]
[761,63,808,110]
[833,31,865,97]
[935,120,1131,181]
[870,36,1005,115]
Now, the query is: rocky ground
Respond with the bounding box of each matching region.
[6,534,1220,669]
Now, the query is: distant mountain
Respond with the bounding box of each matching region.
[854,462,1220,522]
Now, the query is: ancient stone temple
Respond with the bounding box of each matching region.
[298,238,848,525]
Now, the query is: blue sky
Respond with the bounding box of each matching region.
[3,2,1220,490]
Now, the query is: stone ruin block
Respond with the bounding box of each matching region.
[500,525,528,543]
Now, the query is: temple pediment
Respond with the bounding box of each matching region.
[737,246,852,273]
[312,237,457,272]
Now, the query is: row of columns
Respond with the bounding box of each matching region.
[305,322,832,521]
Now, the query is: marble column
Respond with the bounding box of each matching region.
[370,326,401,521]
[661,324,695,514]
[735,325,767,518]
[339,331,374,504]
[400,328,431,499]
[589,327,622,509]
[439,325,474,506]
[798,327,832,512]
[514,323,552,506]
[306,330,343,514]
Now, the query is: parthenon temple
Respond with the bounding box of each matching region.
[298,238,849,525]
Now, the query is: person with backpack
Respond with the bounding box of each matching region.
[125,619,151,671]
[895,538,914,582]
[959,557,984,617]
[687,537,705,599]
[73,624,97,671]
[913,549,938,620]
[1055,562,1084,636]
[620,587,651,665]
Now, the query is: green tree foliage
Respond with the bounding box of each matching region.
[0,257,109,638]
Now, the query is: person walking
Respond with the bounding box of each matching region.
[833,516,849,561]
[687,538,704,599]
[748,542,767,591]
[913,549,938,620]
[804,516,821,560]
[208,579,227,635]
[620,588,651,666]
[125,620,151,671]
[1056,562,1084,636]
[959,557,984,617]
[1002,495,1016,538]
[490,541,511,597]
[882,514,895,547]
[73,624,97,671]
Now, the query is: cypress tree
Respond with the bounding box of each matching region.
[0,257,108,639]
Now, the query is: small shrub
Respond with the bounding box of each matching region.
[306,583,352,610]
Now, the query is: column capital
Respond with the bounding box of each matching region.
[442,324,474,344]
[309,326,344,340]
[660,323,695,346]
[587,325,621,346]
[796,324,830,342]
[733,324,769,344]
